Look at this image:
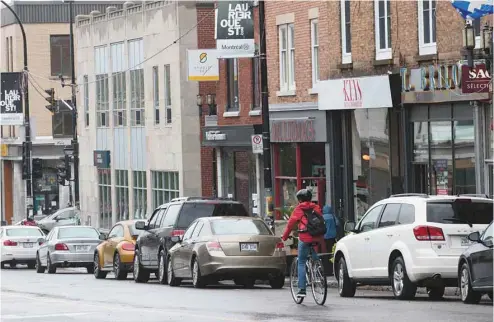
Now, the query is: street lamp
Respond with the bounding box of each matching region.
[463,21,476,67]
[206,94,216,116]
[196,94,203,117]
[480,23,493,73]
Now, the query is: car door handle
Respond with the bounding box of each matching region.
[364,237,370,241]
[387,234,393,237]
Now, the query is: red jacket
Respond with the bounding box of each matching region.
[282,202,323,243]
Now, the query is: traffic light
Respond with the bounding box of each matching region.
[44,88,57,114]
[21,142,30,180]
[32,158,43,179]
[64,154,72,181]
[57,163,67,186]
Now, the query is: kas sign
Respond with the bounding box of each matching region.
[0,72,24,126]
[461,64,491,94]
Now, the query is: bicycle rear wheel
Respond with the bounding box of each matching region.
[290,258,304,304]
[311,259,327,305]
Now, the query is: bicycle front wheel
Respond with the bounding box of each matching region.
[290,258,304,304]
[311,260,327,305]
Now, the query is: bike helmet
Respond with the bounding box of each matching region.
[296,189,312,202]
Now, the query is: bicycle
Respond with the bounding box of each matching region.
[288,237,327,305]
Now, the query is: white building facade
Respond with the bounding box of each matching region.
[75,1,201,228]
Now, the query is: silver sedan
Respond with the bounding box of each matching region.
[36,226,104,274]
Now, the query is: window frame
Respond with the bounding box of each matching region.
[133,170,147,219]
[341,0,352,64]
[310,19,319,86]
[377,203,401,228]
[226,58,239,111]
[52,105,74,138]
[151,171,180,209]
[108,224,124,238]
[251,56,261,110]
[164,64,172,124]
[152,66,160,125]
[278,23,295,92]
[115,169,129,221]
[356,204,384,232]
[128,38,145,127]
[95,45,109,128]
[83,75,89,127]
[417,0,437,56]
[98,169,112,229]
[374,0,392,60]
[50,34,71,77]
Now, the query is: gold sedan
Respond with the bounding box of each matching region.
[167,217,286,289]
[93,220,144,280]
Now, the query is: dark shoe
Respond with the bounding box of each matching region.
[297,289,307,298]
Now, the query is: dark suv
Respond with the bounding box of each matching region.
[133,197,250,283]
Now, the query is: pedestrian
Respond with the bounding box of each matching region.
[322,205,339,254]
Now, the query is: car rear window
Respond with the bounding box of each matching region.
[211,219,272,236]
[6,228,43,237]
[58,227,99,239]
[427,200,493,225]
[176,203,249,228]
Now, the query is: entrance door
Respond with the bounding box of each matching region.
[412,163,429,193]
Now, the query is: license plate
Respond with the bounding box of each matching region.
[461,237,473,247]
[23,243,33,248]
[240,243,257,251]
[75,245,90,252]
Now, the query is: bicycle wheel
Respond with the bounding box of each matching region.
[290,258,304,304]
[311,259,327,305]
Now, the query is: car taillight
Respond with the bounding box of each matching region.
[206,241,223,252]
[121,242,135,251]
[54,243,69,251]
[276,242,285,250]
[171,230,185,237]
[3,240,17,246]
[413,225,445,241]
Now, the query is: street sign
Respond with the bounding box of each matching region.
[251,134,263,154]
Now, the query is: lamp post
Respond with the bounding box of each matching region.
[206,94,216,116]
[462,21,476,67]
[196,94,203,117]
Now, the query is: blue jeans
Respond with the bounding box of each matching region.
[298,241,319,290]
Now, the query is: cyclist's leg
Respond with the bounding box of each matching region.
[297,241,309,293]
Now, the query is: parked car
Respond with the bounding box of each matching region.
[133,197,250,284]
[36,226,103,274]
[458,221,493,304]
[334,194,493,300]
[167,216,286,288]
[0,226,45,269]
[93,220,145,280]
[37,207,80,234]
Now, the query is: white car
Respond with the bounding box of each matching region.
[1,226,46,269]
[334,194,493,300]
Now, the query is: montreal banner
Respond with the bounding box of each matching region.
[0,72,24,126]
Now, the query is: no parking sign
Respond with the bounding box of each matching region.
[251,134,263,154]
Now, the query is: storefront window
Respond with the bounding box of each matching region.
[278,143,296,177]
[352,108,390,220]
[487,104,493,161]
[430,121,453,195]
[454,120,475,194]
[222,150,256,211]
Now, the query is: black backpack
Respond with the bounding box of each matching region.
[302,209,326,237]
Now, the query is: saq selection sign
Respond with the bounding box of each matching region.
[0,72,23,126]
[216,1,255,58]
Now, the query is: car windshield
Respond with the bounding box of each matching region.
[6,228,43,237]
[427,199,493,225]
[211,219,272,236]
[58,227,99,239]
[128,223,145,236]
[176,203,249,228]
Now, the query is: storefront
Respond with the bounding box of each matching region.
[201,125,263,215]
[269,107,328,218]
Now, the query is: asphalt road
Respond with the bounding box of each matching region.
[0,267,492,322]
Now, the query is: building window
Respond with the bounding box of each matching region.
[115,170,129,221]
[133,170,147,219]
[473,19,481,48]
[374,0,392,60]
[95,45,109,128]
[129,39,145,127]
[98,169,112,229]
[226,59,239,111]
[83,75,89,127]
[252,56,261,109]
[153,66,160,125]
[8,36,12,71]
[164,64,172,124]
[50,35,71,77]
[310,19,319,86]
[111,42,126,127]
[52,102,74,138]
[418,0,437,55]
[341,0,352,63]
[151,171,179,209]
[279,23,295,92]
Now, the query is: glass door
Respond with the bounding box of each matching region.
[429,121,453,195]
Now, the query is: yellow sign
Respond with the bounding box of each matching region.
[187,49,219,81]
[1,144,7,157]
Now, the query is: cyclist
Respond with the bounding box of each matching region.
[281,189,323,298]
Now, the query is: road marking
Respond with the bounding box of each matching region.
[2,312,91,320]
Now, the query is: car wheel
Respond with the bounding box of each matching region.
[488,292,493,301]
[427,285,445,300]
[86,265,94,274]
[268,273,285,289]
[35,253,45,274]
[93,253,107,279]
[460,263,482,304]
[337,257,356,298]
[113,253,127,280]
[157,250,168,285]
[167,256,181,287]
[27,261,36,269]
[46,254,56,274]
[0,263,5,269]
[192,257,206,288]
[390,256,416,300]
[132,250,149,283]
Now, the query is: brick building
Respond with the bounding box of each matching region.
[264,1,492,221]
[198,3,263,215]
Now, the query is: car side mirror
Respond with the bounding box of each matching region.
[99,233,107,240]
[171,235,182,243]
[344,221,356,232]
[468,231,481,243]
[135,221,147,230]
[37,237,45,244]
[54,217,60,222]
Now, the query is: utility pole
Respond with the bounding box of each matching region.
[258,1,274,224]
[1,0,33,219]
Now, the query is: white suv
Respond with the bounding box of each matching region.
[334,193,493,300]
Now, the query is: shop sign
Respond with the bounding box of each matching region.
[0,72,24,126]
[93,150,111,169]
[205,131,226,141]
[270,119,316,142]
[461,64,491,94]
[187,49,220,81]
[0,144,7,157]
